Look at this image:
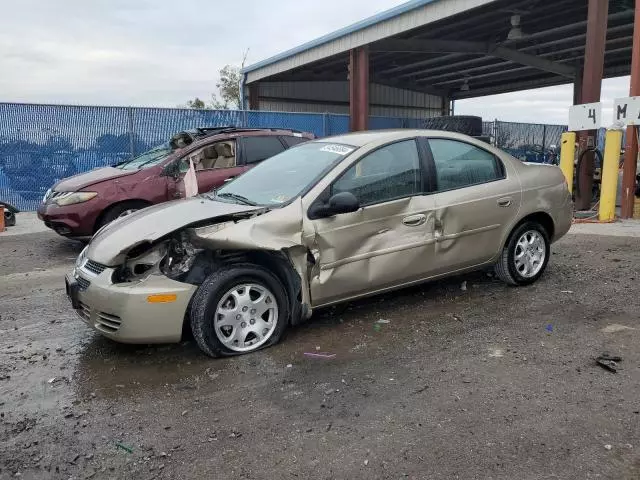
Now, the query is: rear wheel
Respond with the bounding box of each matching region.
[495,221,550,286]
[190,264,289,357]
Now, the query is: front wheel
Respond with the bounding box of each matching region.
[190,264,289,357]
[495,221,550,286]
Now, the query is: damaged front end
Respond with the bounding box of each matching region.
[93,198,314,326]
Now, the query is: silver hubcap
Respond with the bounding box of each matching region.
[514,230,546,278]
[214,283,278,352]
[118,208,138,218]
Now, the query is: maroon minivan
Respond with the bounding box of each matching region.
[37,127,313,238]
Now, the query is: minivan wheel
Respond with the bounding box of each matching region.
[495,221,550,286]
[96,201,149,231]
[190,264,289,357]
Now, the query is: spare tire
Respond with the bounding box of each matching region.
[423,115,483,137]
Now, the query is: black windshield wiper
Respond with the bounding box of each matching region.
[216,192,257,206]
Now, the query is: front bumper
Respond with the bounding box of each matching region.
[66,266,197,344]
[38,202,98,237]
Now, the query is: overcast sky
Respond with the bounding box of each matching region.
[0,0,631,125]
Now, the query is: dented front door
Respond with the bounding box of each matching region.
[307,139,438,307]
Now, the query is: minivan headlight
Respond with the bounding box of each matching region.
[53,192,98,206]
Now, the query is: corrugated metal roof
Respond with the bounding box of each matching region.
[242,0,439,74]
[244,0,498,83]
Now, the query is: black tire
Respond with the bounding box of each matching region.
[4,211,16,227]
[96,200,149,231]
[495,221,551,286]
[423,115,483,136]
[190,264,289,358]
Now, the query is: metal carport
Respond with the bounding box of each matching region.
[241,0,638,214]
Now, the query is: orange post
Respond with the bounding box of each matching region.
[0,206,5,232]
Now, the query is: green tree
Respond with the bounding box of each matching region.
[185,97,207,109]
[184,64,242,110]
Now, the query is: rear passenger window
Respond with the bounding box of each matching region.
[281,135,309,148]
[242,136,285,164]
[428,139,503,191]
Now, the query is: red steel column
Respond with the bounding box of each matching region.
[621,3,640,218]
[349,47,369,131]
[575,0,609,210]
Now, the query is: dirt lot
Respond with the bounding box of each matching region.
[1,229,639,480]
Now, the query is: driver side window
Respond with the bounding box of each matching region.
[331,139,421,206]
[178,140,236,173]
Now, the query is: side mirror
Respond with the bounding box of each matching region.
[162,162,180,178]
[310,191,360,219]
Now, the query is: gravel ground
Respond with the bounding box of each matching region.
[1,230,639,480]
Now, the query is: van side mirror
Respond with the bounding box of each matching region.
[309,191,360,219]
[162,162,180,178]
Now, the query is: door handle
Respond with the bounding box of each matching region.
[402,214,427,227]
[497,197,512,207]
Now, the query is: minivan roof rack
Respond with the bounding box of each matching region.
[188,126,305,137]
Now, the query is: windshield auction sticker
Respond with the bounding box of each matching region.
[319,144,355,155]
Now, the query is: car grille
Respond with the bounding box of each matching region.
[76,301,122,333]
[83,260,107,275]
[95,311,122,333]
[76,276,91,291]
[77,301,91,321]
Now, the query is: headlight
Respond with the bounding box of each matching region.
[53,192,98,206]
[42,188,52,203]
[76,246,88,268]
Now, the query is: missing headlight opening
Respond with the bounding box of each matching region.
[160,233,203,280]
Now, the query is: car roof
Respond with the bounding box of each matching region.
[313,129,481,147]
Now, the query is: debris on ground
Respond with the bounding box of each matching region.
[596,353,622,373]
[545,324,553,333]
[376,319,391,324]
[373,323,382,332]
[604,444,613,450]
[601,324,636,333]
[488,348,505,358]
[561,290,574,294]
[303,352,336,359]
[115,442,134,454]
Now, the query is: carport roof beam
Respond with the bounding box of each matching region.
[371,39,576,78]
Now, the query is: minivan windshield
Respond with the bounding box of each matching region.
[116,143,173,170]
[213,142,356,206]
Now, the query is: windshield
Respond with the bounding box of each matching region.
[116,143,173,170]
[213,142,356,206]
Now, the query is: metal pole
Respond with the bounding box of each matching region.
[575,0,609,211]
[560,132,577,193]
[349,47,370,131]
[620,2,640,218]
[127,107,136,158]
[599,130,624,221]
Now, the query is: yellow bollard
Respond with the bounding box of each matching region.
[598,130,623,222]
[559,132,576,193]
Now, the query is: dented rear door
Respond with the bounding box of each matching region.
[424,138,522,273]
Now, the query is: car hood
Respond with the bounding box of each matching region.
[54,167,139,191]
[87,197,261,265]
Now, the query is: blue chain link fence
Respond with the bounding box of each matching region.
[482,120,568,164]
[1,102,562,211]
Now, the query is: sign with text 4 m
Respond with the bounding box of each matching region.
[568,102,602,131]
[613,97,640,126]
